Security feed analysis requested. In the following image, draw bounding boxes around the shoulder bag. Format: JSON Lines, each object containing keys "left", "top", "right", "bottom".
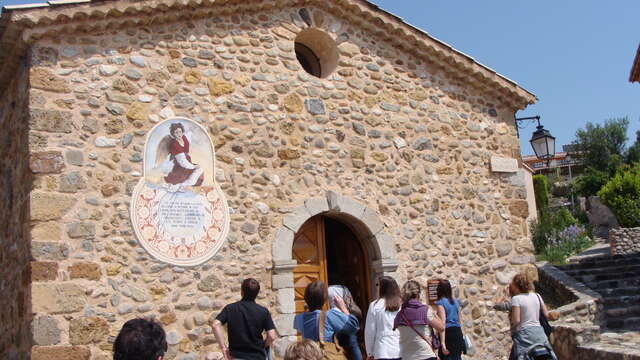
{"left": 536, "top": 293, "right": 554, "bottom": 337}
{"left": 399, "top": 308, "right": 441, "bottom": 358}
{"left": 318, "top": 311, "right": 348, "bottom": 360}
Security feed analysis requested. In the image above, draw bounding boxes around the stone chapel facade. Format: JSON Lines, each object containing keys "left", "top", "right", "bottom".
{"left": 0, "top": 0, "right": 537, "bottom": 359}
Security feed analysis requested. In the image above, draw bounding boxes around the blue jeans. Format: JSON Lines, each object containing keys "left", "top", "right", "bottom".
{"left": 337, "top": 333, "right": 362, "bottom": 360}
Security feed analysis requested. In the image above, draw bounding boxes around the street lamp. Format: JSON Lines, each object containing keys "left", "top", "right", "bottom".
{"left": 515, "top": 116, "right": 556, "bottom": 162}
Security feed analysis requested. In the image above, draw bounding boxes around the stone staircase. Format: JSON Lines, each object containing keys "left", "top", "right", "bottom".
{"left": 555, "top": 253, "right": 640, "bottom": 359}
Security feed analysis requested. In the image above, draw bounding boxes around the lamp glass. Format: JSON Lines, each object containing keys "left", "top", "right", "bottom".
{"left": 529, "top": 125, "right": 556, "bottom": 160}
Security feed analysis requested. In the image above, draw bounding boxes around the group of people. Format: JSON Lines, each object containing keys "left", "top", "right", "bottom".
{"left": 111, "top": 274, "right": 557, "bottom": 360}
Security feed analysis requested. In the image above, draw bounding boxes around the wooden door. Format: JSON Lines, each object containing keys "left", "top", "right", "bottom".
{"left": 292, "top": 216, "right": 328, "bottom": 313}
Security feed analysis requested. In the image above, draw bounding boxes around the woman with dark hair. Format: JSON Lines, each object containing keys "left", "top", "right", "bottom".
{"left": 509, "top": 274, "right": 557, "bottom": 360}
{"left": 293, "top": 281, "right": 359, "bottom": 352}
{"left": 393, "top": 280, "right": 444, "bottom": 360}
{"left": 163, "top": 122, "right": 204, "bottom": 187}
{"left": 435, "top": 280, "right": 465, "bottom": 360}
{"left": 364, "top": 276, "right": 402, "bottom": 360}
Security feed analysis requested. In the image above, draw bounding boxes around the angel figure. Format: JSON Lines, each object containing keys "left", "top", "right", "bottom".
{"left": 155, "top": 122, "right": 204, "bottom": 190}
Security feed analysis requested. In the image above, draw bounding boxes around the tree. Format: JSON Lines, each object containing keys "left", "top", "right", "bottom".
{"left": 626, "top": 130, "right": 640, "bottom": 164}
{"left": 573, "top": 117, "right": 629, "bottom": 174}
{"left": 598, "top": 165, "right": 640, "bottom": 228}
{"left": 533, "top": 175, "right": 549, "bottom": 214}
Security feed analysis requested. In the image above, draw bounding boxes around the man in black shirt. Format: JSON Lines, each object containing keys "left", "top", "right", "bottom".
{"left": 212, "top": 278, "right": 278, "bottom": 360}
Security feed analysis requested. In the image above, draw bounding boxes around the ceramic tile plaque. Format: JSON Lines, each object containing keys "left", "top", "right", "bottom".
{"left": 490, "top": 156, "right": 519, "bottom": 173}
{"left": 130, "top": 117, "right": 230, "bottom": 266}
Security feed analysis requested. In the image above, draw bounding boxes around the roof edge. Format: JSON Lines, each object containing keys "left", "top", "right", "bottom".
{"left": 0, "top": 0, "right": 537, "bottom": 107}
{"left": 630, "top": 44, "right": 640, "bottom": 83}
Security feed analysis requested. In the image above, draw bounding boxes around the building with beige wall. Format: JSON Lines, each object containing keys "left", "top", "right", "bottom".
{"left": 0, "top": 1, "right": 538, "bottom": 359}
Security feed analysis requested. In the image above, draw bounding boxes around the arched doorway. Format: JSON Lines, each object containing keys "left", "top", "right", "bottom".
{"left": 292, "top": 214, "right": 371, "bottom": 357}
{"left": 270, "top": 192, "right": 399, "bottom": 357}
{"left": 292, "top": 215, "right": 371, "bottom": 315}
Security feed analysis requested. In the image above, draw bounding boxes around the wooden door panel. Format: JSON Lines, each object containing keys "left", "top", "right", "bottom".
{"left": 292, "top": 216, "right": 328, "bottom": 314}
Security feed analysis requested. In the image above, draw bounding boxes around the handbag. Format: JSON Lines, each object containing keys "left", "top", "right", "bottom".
{"left": 317, "top": 311, "right": 348, "bottom": 360}
{"left": 463, "top": 334, "right": 473, "bottom": 354}
{"left": 399, "top": 308, "right": 441, "bottom": 355}
{"left": 536, "top": 294, "right": 554, "bottom": 337}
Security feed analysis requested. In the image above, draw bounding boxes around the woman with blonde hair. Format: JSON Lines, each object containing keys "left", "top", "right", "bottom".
{"left": 393, "top": 280, "right": 444, "bottom": 360}
{"left": 284, "top": 339, "right": 324, "bottom": 360}
{"left": 509, "top": 274, "right": 557, "bottom": 360}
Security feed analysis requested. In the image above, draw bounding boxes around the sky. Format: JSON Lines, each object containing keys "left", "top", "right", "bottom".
{"left": 2, "top": 0, "right": 639, "bottom": 155}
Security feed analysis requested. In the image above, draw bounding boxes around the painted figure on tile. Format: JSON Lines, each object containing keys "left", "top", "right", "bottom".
{"left": 155, "top": 122, "right": 204, "bottom": 190}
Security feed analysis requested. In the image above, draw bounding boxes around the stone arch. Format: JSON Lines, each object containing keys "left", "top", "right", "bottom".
{"left": 270, "top": 191, "right": 398, "bottom": 351}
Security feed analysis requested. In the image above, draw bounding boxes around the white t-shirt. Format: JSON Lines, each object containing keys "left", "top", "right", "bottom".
{"left": 397, "top": 307, "right": 436, "bottom": 360}
{"left": 511, "top": 293, "right": 541, "bottom": 331}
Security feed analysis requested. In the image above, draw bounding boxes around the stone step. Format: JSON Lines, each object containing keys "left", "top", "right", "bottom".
{"left": 604, "top": 304, "right": 640, "bottom": 319}
{"left": 563, "top": 263, "right": 640, "bottom": 278}
{"left": 606, "top": 316, "right": 640, "bottom": 330}
{"left": 580, "top": 276, "right": 640, "bottom": 291}
{"left": 559, "top": 255, "right": 640, "bottom": 271}
{"left": 571, "top": 269, "right": 640, "bottom": 284}
{"left": 602, "top": 295, "right": 640, "bottom": 307}
{"left": 578, "top": 340, "right": 640, "bottom": 359}
{"left": 596, "top": 286, "right": 640, "bottom": 298}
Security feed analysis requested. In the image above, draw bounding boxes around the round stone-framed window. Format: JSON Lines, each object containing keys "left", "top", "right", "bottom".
{"left": 294, "top": 28, "right": 338, "bottom": 78}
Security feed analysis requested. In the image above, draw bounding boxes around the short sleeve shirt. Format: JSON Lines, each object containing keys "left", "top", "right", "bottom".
{"left": 435, "top": 298, "right": 461, "bottom": 328}
{"left": 511, "top": 293, "right": 541, "bottom": 331}
{"left": 293, "top": 309, "right": 359, "bottom": 342}
{"left": 215, "top": 300, "right": 276, "bottom": 360}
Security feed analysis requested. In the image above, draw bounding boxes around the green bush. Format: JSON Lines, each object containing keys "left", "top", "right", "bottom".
{"left": 573, "top": 167, "right": 609, "bottom": 197}
{"left": 598, "top": 166, "right": 640, "bottom": 227}
{"left": 530, "top": 208, "right": 577, "bottom": 254}
{"left": 533, "top": 175, "right": 549, "bottom": 214}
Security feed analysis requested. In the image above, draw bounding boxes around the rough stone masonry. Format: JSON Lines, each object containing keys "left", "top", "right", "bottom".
{"left": 0, "top": 0, "right": 538, "bottom": 359}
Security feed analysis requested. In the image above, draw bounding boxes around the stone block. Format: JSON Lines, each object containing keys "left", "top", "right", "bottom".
{"left": 283, "top": 93, "right": 302, "bottom": 113}
{"left": 283, "top": 206, "right": 310, "bottom": 233}
{"left": 32, "top": 283, "right": 86, "bottom": 314}
{"left": 326, "top": 191, "right": 342, "bottom": 211}
{"left": 274, "top": 313, "right": 296, "bottom": 336}
{"left": 30, "top": 109, "right": 73, "bottom": 133}
{"left": 31, "top": 261, "right": 58, "bottom": 281}
{"left": 32, "top": 222, "right": 62, "bottom": 241}
{"left": 271, "top": 273, "right": 294, "bottom": 289}
{"left": 509, "top": 200, "right": 529, "bottom": 218}
{"left": 361, "top": 207, "right": 384, "bottom": 235}
{"left": 304, "top": 99, "right": 325, "bottom": 115}
{"left": 198, "top": 274, "right": 222, "bottom": 292}
{"left": 374, "top": 232, "right": 396, "bottom": 259}
{"left": 31, "top": 192, "right": 77, "bottom": 221}
{"left": 272, "top": 227, "right": 294, "bottom": 261}
{"left": 339, "top": 196, "right": 365, "bottom": 219}
{"left": 32, "top": 242, "right": 69, "bottom": 260}
{"left": 67, "top": 222, "right": 96, "bottom": 238}
{"left": 304, "top": 197, "right": 329, "bottom": 216}
{"left": 65, "top": 150, "right": 84, "bottom": 166}
{"left": 32, "top": 315, "right": 61, "bottom": 345}
{"left": 276, "top": 288, "right": 295, "bottom": 314}
{"left": 30, "top": 68, "right": 71, "bottom": 93}
{"left": 277, "top": 149, "right": 300, "bottom": 160}
{"left": 30, "top": 151, "right": 65, "bottom": 173}
{"left": 31, "top": 346, "right": 91, "bottom": 360}
{"left": 207, "top": 78, "right": 234, "bottom": 96}
{"left": 69, "top": 262, "right": 101, "bottom": 280}
{"left": 495, "top": 241, "right": 513, "bottom": 257}
{"left": 69, "top": 317, "right": 109, "bottom": 345}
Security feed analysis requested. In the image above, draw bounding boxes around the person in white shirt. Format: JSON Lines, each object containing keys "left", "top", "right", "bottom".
{"left": 509, "top": 274, "right": 557, "bottom": 360}
{"left": 364, "top": 276, "right": 402, "bottom": 360}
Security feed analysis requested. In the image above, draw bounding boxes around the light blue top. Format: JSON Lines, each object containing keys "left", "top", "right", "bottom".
{"left": 293, "top": 309, "right": 359, "bottom": 342}
{"left": 436, "top": 298, "right": 461, "bottom": 328}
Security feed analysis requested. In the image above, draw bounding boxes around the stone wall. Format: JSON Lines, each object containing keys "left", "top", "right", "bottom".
{"left": 536, "top": 262, "right": 603, "bottom": 360}
{"left": 0, "top": 63, "right": 32, "bottom": 359}
{"left": 23, "top": 5, "right": 534, "bottom": 360}
{"left": 609, "top": 227, "right": 640, "bottom": 255}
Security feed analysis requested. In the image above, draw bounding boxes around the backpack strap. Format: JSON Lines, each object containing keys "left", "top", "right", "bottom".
{"left": 318, "top": 311, "right": 326, "bottom": 345}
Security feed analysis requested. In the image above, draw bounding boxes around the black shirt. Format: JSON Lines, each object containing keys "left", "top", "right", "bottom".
{"left": 216, "top": 300, "right": 276, "bottom": 360}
